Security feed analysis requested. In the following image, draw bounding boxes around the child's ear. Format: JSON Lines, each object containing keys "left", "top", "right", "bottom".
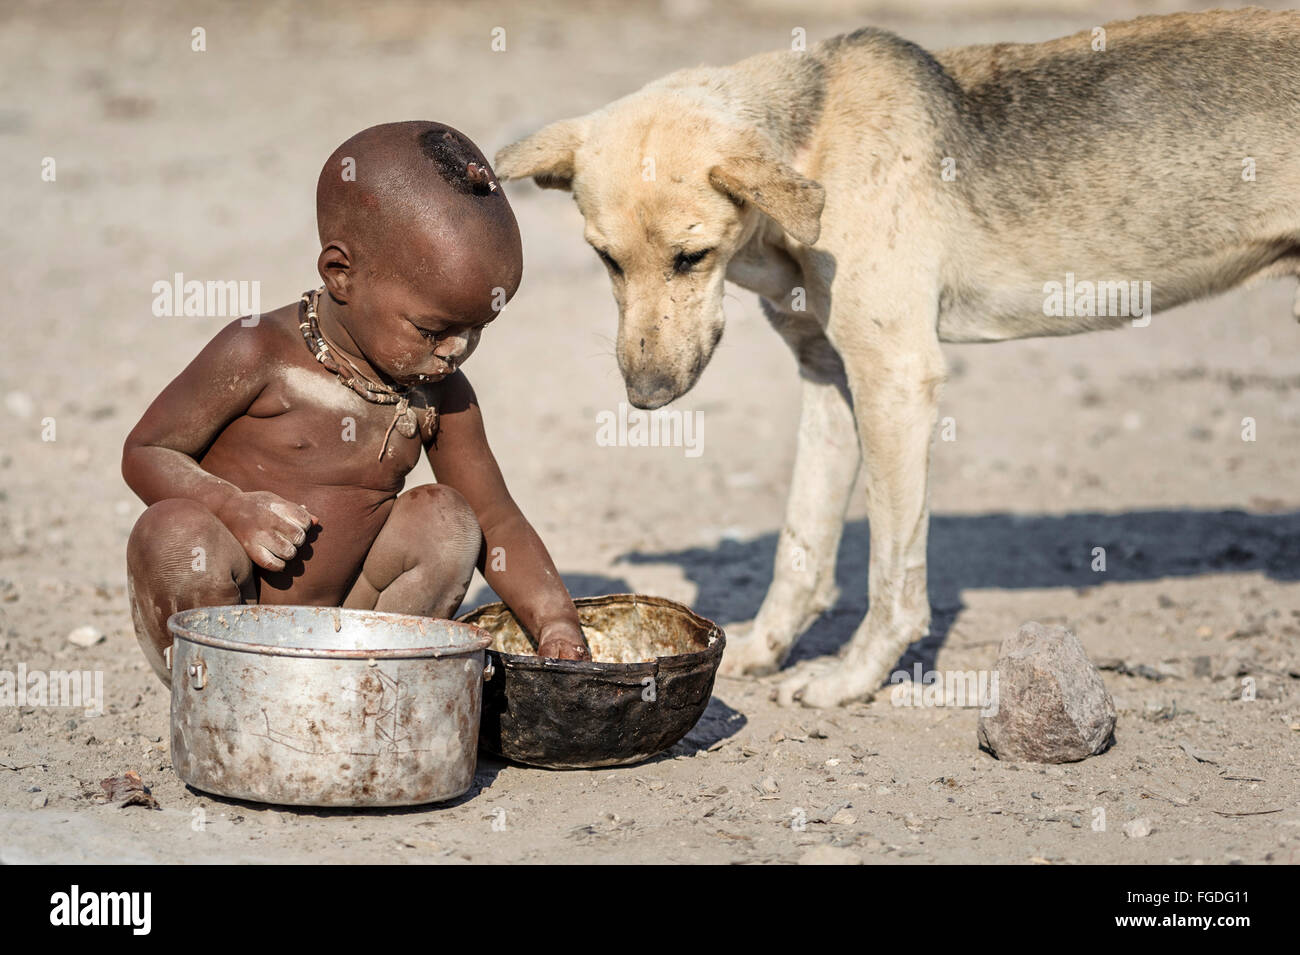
{"left": 494, "top": 118, "right": 587, "bottom": 192}
{"left": 317, "top": 242, "right": 353, "bottom": 301}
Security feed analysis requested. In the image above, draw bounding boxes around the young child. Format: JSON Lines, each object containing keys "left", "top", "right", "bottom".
{"left": 123, "top": 120, "right": 590, "bottom": 685}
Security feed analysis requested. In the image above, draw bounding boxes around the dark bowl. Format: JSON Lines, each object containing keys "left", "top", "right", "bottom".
{"left": 457, "top": 594, "right": 725, "bottom": 769}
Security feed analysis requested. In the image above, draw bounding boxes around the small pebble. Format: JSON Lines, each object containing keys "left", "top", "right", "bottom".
{"left": 5, "top": 391, "right": 35, "bottom": 418}
{"left": 66, "top": 625, "right": 105, "bottom": 648}
{"left": 1124, "top": 818, "right": 1153, "bottom": 838}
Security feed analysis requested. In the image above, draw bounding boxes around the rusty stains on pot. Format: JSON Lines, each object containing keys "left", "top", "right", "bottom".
{"left": 168, "top": 605, "right": 491, "bottom": 808}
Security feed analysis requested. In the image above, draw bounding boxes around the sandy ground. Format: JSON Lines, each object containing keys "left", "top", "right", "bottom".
{"left": 2, "top": 0, "right": 1298, "bottom": 864}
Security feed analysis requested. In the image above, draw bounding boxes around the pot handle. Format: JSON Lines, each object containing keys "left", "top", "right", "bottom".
{"left": 188, "top": 659, "right": 207, "bottom": 690}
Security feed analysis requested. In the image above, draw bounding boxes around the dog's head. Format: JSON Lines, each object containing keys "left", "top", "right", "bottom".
{"left": 496, "top": 94, "right": 824, "bottom": 409}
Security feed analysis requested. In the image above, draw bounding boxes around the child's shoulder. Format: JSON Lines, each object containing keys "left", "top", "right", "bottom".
{"left": 429, "top": 368, "right": 476, "bottom": 414}
{"left": 198, "top": 301, "right": 303, "bottom": 365}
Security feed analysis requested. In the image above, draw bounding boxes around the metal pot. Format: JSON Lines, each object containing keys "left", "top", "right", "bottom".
{"left": 459, "top": 594, "right": 725, "bottom": 769}
{"left": 168, "top": 605, "right": 492, "bottom": 807}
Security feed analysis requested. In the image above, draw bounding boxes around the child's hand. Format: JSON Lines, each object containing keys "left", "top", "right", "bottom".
{"left": 215, "top": 491, "right": 319, "bottom": 572}
{"left": 536, "top": 622, "right": 591, "bottom": 661}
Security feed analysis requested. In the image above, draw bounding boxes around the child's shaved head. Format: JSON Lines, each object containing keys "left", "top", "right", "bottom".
{"left": 316, "top": 121, "right": 521, "bottom": 292}
{"left": 312, "top": 121, "right": 523, "bottom": 389}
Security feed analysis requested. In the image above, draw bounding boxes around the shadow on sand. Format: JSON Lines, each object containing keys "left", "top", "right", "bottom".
{"left": 614, "top": 508, "right": 1300, "bottom": 670}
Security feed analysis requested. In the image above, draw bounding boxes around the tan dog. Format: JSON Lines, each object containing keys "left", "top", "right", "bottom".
{"left": 496, "top": 9, "right": 1300, "bottom": 707}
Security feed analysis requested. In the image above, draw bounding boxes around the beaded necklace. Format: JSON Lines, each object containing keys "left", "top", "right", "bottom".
{"left": 298, "top": 287, "right": 439, "bottom": 460}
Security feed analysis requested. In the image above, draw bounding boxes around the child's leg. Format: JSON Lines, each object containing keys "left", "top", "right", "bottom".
{"left": 126, "top": 498, "right": 257, "bottom": 687}
{"left": 343, "top": 483, "right": 481, "bottom": 617}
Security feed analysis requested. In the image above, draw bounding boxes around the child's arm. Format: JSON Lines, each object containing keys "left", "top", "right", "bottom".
{"left": 427, "top": 372, "right": 589, "bottom": 660}
{"left": 122, "top": 319, "right": 317, "bottom": 572}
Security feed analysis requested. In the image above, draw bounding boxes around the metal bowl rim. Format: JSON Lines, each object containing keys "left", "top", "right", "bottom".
{"left": 167, "top": 605, "right": 492, "bottom": 660}
{"left": 460, "top": 593, "right": 726, "bottom": 674}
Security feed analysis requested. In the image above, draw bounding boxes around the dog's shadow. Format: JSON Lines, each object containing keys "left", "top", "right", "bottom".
{"left": 615, "top": 509, "right": 1300, "bottom": 670}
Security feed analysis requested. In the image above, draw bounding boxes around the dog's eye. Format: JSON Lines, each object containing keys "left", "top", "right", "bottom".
{"left": 673, "top": 248, "right": 713, "bottom": 274}
{"left": 595, "top": 248, "right": 623, "bottom": 277}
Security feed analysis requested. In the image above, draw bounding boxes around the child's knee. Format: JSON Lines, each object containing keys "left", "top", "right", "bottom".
{"left": 398, "top": 484, "right": 479, "bottom": 536}
{"left": 127, "top": 498, "right": 250, "bottom": 585}
{"left": 392, "top": 484, "right": 481, "bottom": 564}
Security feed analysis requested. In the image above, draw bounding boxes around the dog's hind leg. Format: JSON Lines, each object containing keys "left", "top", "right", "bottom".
{"left": 777, "top": 309, "right": 945, "bottom": 708}
{"left": 720, "top": 317, "right": 859, "bottom": 676}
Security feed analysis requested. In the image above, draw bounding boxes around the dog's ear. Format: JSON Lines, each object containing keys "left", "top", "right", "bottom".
{"left": 708, "top": 157, "right": 825, "bottom": 246}
{"left": 494, "top": 119, "right": 586, "bottom": 192}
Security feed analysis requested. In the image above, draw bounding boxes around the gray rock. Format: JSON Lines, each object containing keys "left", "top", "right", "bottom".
{"left": 977, "top": 621, "right": 1116, "bottom": 763}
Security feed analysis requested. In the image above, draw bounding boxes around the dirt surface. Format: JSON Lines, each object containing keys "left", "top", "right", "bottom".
{"left": 2, "top": 0, "right": 1298, "bottom": 864}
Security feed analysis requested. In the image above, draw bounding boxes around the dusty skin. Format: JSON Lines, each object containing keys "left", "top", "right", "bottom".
{"left": 122, "top": 120, "right": 591, "bottom": 677}
{"left": 2, "top": 1, "right": 1298, "bottom": 864}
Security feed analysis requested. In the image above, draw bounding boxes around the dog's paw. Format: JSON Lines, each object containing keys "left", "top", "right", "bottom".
{"left": 775, "top": 658, "right": 880, "bottom": 708}
{"left": 773, "top": 659, "right": 833, "bottom": 707}
{"left": 718, "top": 625, "right": 784, "bottom": 677}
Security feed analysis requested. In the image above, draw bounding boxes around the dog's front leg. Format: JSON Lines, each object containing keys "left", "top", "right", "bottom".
{"left": 776, "top": 320, "right": 944, "bottom": 707}
{"left": 720, "top": 340, "right": 860, "bottom": 675}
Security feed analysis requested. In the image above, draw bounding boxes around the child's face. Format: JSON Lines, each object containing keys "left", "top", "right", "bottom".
{"left": 345, "top": 224, "right": 522, "bottom": 386}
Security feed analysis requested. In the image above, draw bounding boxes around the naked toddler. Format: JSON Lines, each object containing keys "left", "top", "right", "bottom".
{"left": 123, "top": 121, "right": 590, "bottom": 684}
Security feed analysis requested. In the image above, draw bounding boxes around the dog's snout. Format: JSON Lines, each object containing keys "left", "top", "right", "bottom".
{"left": 627, "top": 372, "right": 679, "bottom": 410}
